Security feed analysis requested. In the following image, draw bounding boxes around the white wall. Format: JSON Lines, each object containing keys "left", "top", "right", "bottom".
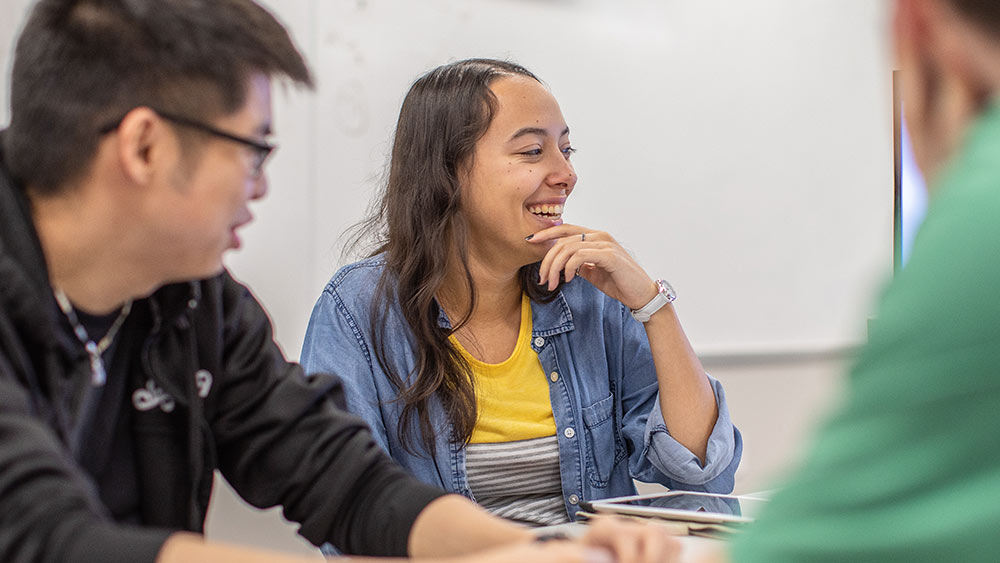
{"left": 1, "top": 0, "right": 894, "bottom": 360}
{"left": 1, "top": 0, "right": 889, "bottom": 554}
{"left": 0, "top": 0, "right": 32, "bottom": 123}
{"left": 295, "top": 0, "right": 894, "bottom": 360}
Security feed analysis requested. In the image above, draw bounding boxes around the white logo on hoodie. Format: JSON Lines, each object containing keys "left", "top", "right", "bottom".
{"left": 132, "top": 380, "right": 175, "bottom": 412}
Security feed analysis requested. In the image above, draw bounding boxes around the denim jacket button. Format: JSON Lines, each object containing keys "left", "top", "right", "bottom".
{"left": 549, "top": 371, "right": 559, "bottom": 382}
{"left": 563, "top": 427, "right": 576, "bottom": 439}
{"left": 568, "top": 494, "right": 580, "bottom": 505}
{"left": 533, "top": 336, "right": 545, "bottom": 348}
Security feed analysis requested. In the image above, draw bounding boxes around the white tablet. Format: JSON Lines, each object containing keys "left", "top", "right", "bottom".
{"left": 580, "top": 491, "right": 769, "bottom": 525}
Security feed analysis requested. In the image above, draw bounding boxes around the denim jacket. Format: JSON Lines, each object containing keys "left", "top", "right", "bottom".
{"left": 301, "top": 256, "right": 742, "bottom": 519}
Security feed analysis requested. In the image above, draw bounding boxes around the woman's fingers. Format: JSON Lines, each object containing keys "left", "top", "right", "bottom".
{"left": 564, "top": 250, "right": 601, "bottom": 284}
{"left": 536, "top": 229, "right": 607, "bottom": 281}
{"left": 526, "top": 223, "right": 590, "bottom": 243}
{"left": 532, "top": 226, "right": 655, "bottom": 307}
{"left": 539, "top": 239, "right": 611, "bottom": 290}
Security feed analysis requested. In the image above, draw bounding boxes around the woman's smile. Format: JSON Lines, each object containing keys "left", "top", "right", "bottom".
{"left": 525, "top": 199, "right": 566, "bottom": 228}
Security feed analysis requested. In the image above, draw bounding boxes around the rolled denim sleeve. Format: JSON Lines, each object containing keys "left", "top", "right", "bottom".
{"left": 640, "top": 375, "right": 742, "bottom": 492}
{"left": 613, "top": 296, "right": 741, "bottom": 493}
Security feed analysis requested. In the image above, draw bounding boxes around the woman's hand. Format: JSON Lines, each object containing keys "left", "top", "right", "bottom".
{"left": 528, "top": 225, "right": 718, "bottom": 464}
{"left": 528, "top": 224, "right": 657, "bottom": 310}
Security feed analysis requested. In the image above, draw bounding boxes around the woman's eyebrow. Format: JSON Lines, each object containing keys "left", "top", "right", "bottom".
{"left": 508, "top": 126, "right": 571, "bottom": 142}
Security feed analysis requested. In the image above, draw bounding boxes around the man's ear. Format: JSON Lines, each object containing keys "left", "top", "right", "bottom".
{"left": 114, "top": 107, "right": 170, "bottom": 186}
{"left": 894, "top": 0, "right": 935, "bottom": 127}
{"left": 894, "top": 0, "right": 996, "bottom": 184}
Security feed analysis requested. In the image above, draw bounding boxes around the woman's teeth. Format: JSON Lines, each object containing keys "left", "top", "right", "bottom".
{"left": 528, "top": 203, "right": 564, "bottom": 218}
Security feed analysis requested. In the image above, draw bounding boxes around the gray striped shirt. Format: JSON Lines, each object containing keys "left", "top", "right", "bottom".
{"left": 465, "top": 435, "right": 569, "bottom": 526}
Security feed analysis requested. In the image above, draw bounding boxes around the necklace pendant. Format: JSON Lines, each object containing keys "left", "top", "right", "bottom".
{"left": 86, "top": 342, "right": 107, "bottom": 386}
{"left": 53, "top": 289, "right": 131, "bottom": 388}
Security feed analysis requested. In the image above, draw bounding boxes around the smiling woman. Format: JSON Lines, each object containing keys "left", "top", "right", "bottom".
{"left": 459, "top": 73, "right": 577, "bottom": 288}
{"left": 301, "top": 58, "right": 743, "bottom": 527}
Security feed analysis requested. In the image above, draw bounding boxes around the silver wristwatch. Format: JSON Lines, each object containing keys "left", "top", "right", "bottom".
{"left": 630, "top": 279, "right": 676, "bottom": 323}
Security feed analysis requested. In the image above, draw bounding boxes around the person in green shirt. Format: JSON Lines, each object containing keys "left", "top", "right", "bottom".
{"left": 697, "top": 0, "right": 1000, "bottom": 561}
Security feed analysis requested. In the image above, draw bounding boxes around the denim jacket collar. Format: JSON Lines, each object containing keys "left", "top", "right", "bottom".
{"left": 435, "top": 291, "right": 576, "bottom": 337}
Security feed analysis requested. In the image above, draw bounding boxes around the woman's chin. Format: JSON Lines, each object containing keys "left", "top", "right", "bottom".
{"left": 516, "top": 249, "right": 549, "bottom": 270}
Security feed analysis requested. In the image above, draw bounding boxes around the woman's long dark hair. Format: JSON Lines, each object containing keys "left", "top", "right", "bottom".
{"left": 351, "top": 58, "right": 563, "bottom": 455}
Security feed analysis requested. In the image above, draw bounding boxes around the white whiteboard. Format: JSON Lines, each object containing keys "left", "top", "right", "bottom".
{"left": 2, "top": 0, "right": 894, "bottom": 359}
{"left": 302, "top": 0, "right": 893, "bottom": 357}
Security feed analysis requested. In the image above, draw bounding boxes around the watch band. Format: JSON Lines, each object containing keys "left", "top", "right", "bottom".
{"left": 630, "top": 279, "right": 676, "bottom": 323}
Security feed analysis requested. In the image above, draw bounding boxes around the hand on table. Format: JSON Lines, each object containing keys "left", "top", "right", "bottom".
{"left": 451, "top": 515, "right": 680, "bottom": 563}
{"left": 577, "top": 515, "right": 681, "bottom": 563}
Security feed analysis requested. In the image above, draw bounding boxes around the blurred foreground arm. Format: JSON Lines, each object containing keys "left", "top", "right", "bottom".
{"left": 158, "top": 501, "right": 679, "bottom": 563}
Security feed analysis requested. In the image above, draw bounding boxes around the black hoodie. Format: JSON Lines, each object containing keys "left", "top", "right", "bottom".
{"left": 0, "top": 139, "right": 445, "bottom": 562}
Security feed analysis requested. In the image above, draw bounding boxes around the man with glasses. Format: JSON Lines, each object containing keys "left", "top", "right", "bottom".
{"left": 0, "top": 1, "right": 674, "bottom": 562}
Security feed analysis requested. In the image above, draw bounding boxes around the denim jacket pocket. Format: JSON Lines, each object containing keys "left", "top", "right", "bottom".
{"left": 581, "top": 393, "right": 626, "bottom": 488}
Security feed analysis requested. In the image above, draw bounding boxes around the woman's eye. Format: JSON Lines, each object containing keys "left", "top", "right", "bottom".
{"left": 520, "top": 149, "right": 543, "bottom": 157}
{"left": 562, "top": 146, "right": 577, "bottom": 157}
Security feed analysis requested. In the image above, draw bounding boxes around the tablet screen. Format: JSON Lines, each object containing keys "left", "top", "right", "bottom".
{"left": 585, "top": 491, "right": 769, "bottom": 524}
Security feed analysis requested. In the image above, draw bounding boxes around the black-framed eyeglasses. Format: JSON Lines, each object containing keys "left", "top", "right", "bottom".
{"left": 100, "top": 109, "right": 276, "bottom": 177}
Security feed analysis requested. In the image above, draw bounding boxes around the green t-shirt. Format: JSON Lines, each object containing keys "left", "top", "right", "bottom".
{"left": 731, "top": 103, "right": 1000, "bottom": 562}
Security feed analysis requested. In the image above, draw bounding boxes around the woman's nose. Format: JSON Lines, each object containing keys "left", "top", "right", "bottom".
{"left": 547, "top": 152, "right": 577, "bottom": 191}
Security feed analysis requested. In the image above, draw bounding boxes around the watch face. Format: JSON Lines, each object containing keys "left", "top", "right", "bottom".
{"left": 631, "top": 279, "right": 676, "bottom": 322}
{"left": 656, "top": 279, "right": 676, "bottom": 302}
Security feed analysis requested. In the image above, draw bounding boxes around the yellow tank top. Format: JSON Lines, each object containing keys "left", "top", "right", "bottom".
{"left": 451, "top": 294, "right": 557, "bottom": 443}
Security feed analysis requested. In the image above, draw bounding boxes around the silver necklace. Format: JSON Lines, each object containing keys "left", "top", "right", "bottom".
{"left": 53, "top": 289, "right": 133, "bottom": 386}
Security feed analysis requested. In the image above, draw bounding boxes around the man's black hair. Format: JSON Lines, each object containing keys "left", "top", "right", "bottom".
{"left": 3, "top": 0, "right": 313, "bottom": 193}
